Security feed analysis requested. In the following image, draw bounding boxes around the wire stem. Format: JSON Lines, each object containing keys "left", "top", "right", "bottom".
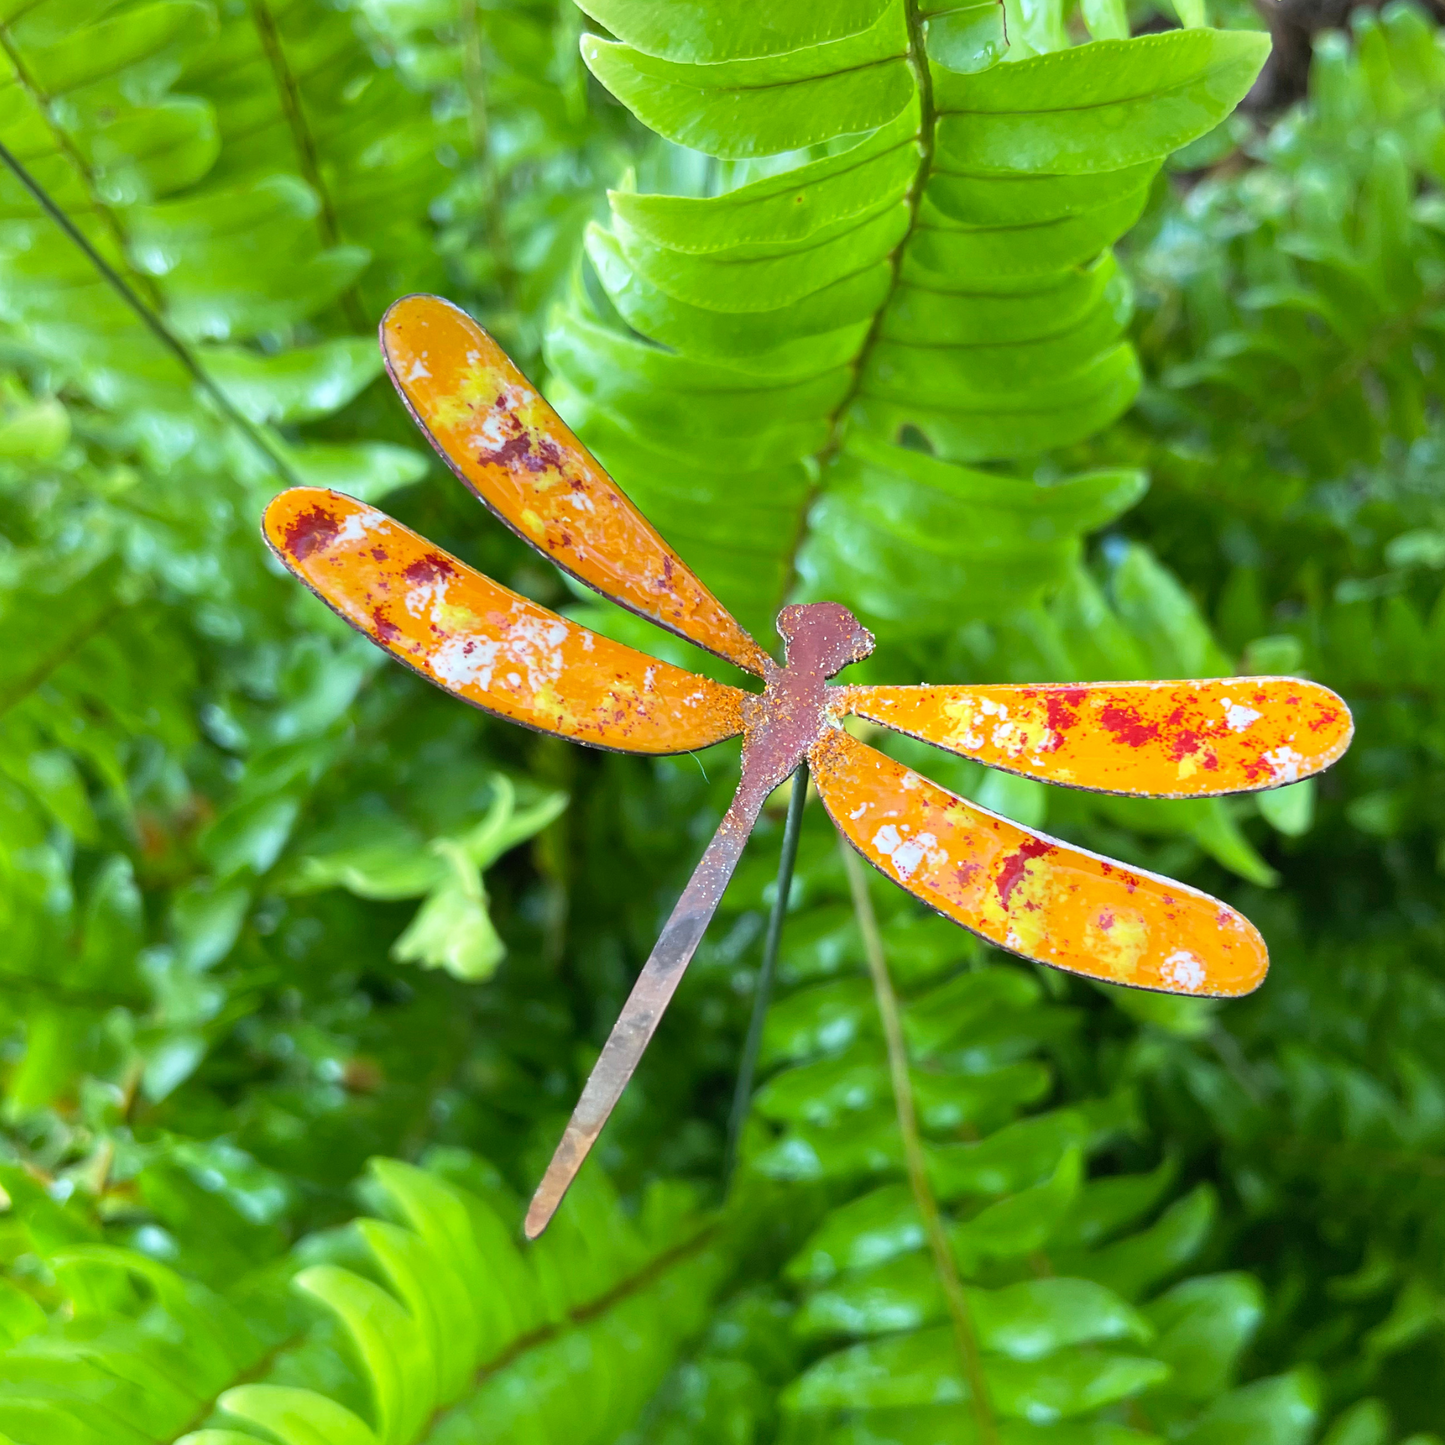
{"left": 726, "top": 761, "right": 808, "bottom": 1175}
{"left": 0, "top": 140, "right": 300, "bottom": 488}
{"left": 839, "top": 836, "right": 998, "bottom": 1445}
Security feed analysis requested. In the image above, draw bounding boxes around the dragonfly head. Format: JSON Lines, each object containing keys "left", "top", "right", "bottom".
{"left": 776, "top": 602, "right": 875, "bottom": 679}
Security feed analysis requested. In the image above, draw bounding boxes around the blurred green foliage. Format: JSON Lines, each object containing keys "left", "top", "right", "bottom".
{"left": 0, "top": 0, "right": 1440, "bottom": 1441}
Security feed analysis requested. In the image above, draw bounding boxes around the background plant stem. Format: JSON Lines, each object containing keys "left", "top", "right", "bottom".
{"left": 840, "top": 836, "right": 998, "bottom": 1445}
{"left": 726, "top": 761, "right": 808, "bottom": 1176}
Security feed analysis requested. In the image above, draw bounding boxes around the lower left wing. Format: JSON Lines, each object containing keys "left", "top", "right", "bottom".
{"left": 263, "top": 487, "right": 745, "bottom": 755}
{"left": 810, "top": 727, "right": 1267, "bottom": 997}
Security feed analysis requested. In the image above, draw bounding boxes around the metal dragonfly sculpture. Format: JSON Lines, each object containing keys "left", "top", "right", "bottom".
{"left": 262, "top": 294, "right": 1354, "bottom": 1239}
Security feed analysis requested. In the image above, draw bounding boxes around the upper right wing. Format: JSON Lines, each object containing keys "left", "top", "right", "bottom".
{"left": 381, "top": 294, "right": 771, "bottom": 678}
{"left": 263, "top": 488, "right": 745, "bottom": 755}
{"left": 840, "top": 678, "right": 1352, "bottom": 796}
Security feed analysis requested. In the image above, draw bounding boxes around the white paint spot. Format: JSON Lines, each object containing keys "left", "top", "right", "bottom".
{"left": 991, "top": 721, "right": 1019, "bottom": 753}
{"left": 405, "top": 574, "right": 450, "bottom": 618}
{"left": 569, "top": 491, "right": 596, "bottom": 513}
{"left": 643, "top": 666, "right": 656, "bottom": 692}
{"left": 849, "top": 803, "right": 869, "bottom": 820}
{"left": 892, "top": 831, "right": 938, "bottom": 883}
{"left": 405, "top": 357, "right": 430, "bottom": 381}
{"left": 980, "top": 698, "right": 1009, "bottom": 718}
{"left": 477, "top": 410, "right": 510, "bottom": 449}
{"left": 332, "top": 509, "right": 383, "bottom": 548}
{"left": 872, "top": 824, "right": 902, "bottom": 860}
{"left": 502, "top": 610, "right": 569, "bottom": 691}
{"left": 1160, "top": 949, "right": 1206, "bottom": 992}
{"left": 507, "top": 672, "right": 521, "bottom": 686}
{"left": 1221, "top": 698, "right": 1262, "bottom": 732}
{"left": 1263, "top": 745, "right": 1304, "bottom": 783}
{"left": 432, "top": 635, "right": 500, "bottom": 692}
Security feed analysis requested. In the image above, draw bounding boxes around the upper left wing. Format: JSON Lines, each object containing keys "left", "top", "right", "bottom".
{"left": 381, "top": 294, "right": 771, "bottom": 678}
{"left": 263, "top": 488, "right": 745, "bottom": 755}
{"left": 840, "top": 678, "right": 1352, "bottom": 797}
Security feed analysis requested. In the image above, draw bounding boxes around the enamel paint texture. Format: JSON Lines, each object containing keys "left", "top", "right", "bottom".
{"left": 844, "top": 679, "right": 1352, "bottom": 796}
{"left": 813, "top": 729, "right": 1266, "bottom": 996}
{"left": 263, "top": 488, "right": 745, "bottom": 754}
{"left": 381, "top": 293, "right": 770, "bottom": 676}
{"left": 260, "top": 293, "right": 1355, "bottom": 1236}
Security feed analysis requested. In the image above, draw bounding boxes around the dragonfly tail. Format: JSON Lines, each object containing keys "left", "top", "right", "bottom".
{"left": 524, "top": 778, "right": 769, "bottom": 1238}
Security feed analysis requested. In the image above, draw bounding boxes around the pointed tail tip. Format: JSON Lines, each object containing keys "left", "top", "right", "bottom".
{"left": 523, "top": 1195, "right": 553, "bottom": 1241}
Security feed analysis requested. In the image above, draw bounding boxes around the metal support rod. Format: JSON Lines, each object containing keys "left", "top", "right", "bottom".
{"left": 524, "top": 774, "right": 770, "bottom": 1239}
{"left": 726, "top": 759, "right": 808, "bottom": 1177}
{"left": 0, "top": 140, "right": 300, "bottom": 488}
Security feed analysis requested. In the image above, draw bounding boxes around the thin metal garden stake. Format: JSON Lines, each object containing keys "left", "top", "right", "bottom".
{"left": 264, "top": 292, "right": 1354, "bottom": 1237}
{"left": 0, "top": 140, "right": 301, "bottom": 489}
{"left": 839, "top": 837, "right": 998, "bottom": 1445}
{"left": 726, "top": 760, "right": 809, "bottom": 1176}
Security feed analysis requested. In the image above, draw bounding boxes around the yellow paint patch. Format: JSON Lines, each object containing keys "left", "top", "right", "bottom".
{"left": 1003, "top": 863, "right": 1056, "bottom": 957}
{"left": 1082, "top": 907, "right": 1149, "bottom": 982}
{"left": 942, "top": 695, "right": 981, "bottom": 746}
{"left": 994, "top": 712, "right": 1056, "bottom": 760}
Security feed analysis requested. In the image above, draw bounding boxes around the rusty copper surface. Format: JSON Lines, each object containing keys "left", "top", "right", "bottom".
{"left": 523, "top": 604, "right": 874, "bottom": 1237}
{"left": 258, "top": 293, "right": 1358, "bottom": 1239}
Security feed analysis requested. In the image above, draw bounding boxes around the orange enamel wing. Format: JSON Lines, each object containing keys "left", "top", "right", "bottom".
{"left": 263, "top": 488, "right": 744, "bottom": 754}
{"left": 381, "top": 294, "right": 770, "bottom": 677}
{"left": 843, "top": 679, "right": 1352, "bottom": 797}
{"left": 811, "top": 728, "right": 1268, "bottom": 997}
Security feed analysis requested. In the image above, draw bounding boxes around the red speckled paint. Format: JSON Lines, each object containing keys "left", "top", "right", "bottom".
{"left": 842, "top": 680, "right": 1351, "bottom": 797}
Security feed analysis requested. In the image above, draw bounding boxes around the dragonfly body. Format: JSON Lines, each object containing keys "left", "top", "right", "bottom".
{"left": 527, "top": 602, "right": 876, "bottom": 1236}
{"left": 745, "top": 602, "right": 877, "bottom": 793}
{"left": 262, "top": 294, "right": 1354, "bottom": 1240}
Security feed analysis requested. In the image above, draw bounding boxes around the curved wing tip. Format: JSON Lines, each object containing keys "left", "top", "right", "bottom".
{"left": 260, "top": 487, "right": 372, "bottom": 562}
{"left": 381, "top": 291, "right": 445, "bottom": 318}
{"left": 261, "top": 484, "right": 323, "bottom": 535}
{"left": 381, "top": 291, "right": 481, "bottom": 336}
{"left": 1217, "top": 966, "right": 1269, "bottom": 999}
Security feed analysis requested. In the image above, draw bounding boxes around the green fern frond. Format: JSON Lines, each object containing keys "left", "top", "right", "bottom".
{"left": 548, "top": 3, "right": 1269, "bottom": 637}
{"left": 0, "top": 1155, "right": 725, "bottom": 1445}
{"left": 719, "top": 818, "right": 1316, "bottom": 1442}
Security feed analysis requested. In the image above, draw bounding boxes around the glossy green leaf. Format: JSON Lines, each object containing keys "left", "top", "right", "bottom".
{"left": 580, "top": 8, "right": 913, "bottom": 159}
{"left": 218, "top": 1386, "right": 381, "bottom": 1445}
{"left": 931, "top": 32, "right": 1272, "bottom": 175}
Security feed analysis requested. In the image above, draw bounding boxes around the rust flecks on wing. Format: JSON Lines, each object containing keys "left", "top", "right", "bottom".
{"left": 262, "top": 488, "right": 745, "bottom": 755}
{"left": 380, "top": 294, "right": 770, "bottom": 678}
{"left": 842, "top": 679, "right": 1353, "bottom": 797}
{"left": 811, "top": 728, "right": 1268, "bottom": 997}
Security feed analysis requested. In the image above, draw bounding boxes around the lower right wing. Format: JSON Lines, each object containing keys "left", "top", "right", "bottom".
{"left": 811, "top": 728, "right": 1267, "bottom": 998}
